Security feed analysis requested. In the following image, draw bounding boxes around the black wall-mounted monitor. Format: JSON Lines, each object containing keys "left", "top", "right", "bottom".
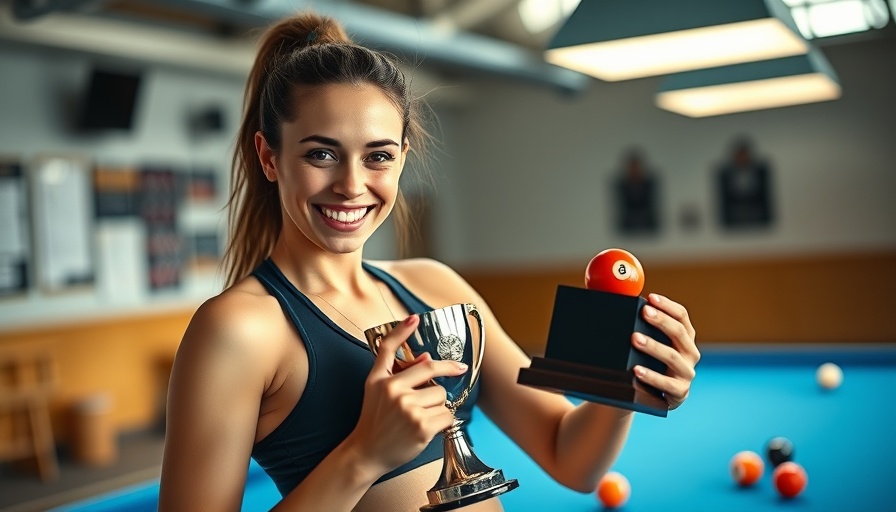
{"left": 78, "top": 68, "right": 143, "bottom": 132}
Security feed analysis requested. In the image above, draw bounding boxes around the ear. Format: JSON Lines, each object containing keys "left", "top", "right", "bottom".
{"left": 398, "top": 138, "right": 410, "bottom": 174}
{"left": 255, "top": 131, "right": 278, "bottom": 182}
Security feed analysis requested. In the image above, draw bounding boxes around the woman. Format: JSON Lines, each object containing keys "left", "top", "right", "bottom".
{"left": 159, "top": 11, "right": 699, "bottom": 512}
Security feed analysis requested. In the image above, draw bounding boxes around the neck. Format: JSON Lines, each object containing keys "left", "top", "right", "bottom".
{"left": 269, "top": 235, "right": 372, "bottom": 299}
{"left": 269, "top": 235, "right": 400, "bottom": 335}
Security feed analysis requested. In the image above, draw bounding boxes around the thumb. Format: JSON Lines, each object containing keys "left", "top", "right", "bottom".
{"left": 369, "top": 314, "right": 419, "bottom": 376}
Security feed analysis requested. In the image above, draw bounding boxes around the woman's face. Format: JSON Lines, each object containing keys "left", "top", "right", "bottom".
{"left": 259, "top": 82, "right": 408, "bottom": 255}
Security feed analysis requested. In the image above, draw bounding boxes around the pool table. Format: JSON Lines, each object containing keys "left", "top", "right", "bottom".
{"left": 53, "top": 345, "right": 896, "bottom": 512}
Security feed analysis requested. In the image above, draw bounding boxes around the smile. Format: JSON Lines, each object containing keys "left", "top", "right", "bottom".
{"left": 318, "top": 206, "right": 372, "bottom": 224}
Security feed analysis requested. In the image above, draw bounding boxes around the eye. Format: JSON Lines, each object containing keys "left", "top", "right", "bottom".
{"left": 305, "top": 149, "right": 337, "bottom": 162}
{"left": 366, "top": 152, "right": 396, "bottom": 163}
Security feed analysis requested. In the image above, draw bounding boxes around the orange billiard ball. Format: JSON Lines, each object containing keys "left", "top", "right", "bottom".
{"left": 773, "top": 461, "right": 808, "bottom": 498}
{"left": 585, "top": 248, "right": 645, "bottom": 297}
{"left": 730, "top": 450, "right": 764, "bottom": 486}
{"left": 596, "top": 471, "right": 630, "bottom": 508}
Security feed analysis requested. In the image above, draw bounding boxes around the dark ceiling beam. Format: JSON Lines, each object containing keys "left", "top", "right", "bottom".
{"left": 12, "top": 0, "right": 105, "bottom": 20}
{"left": 9, "top": 0, "right": 590, "bottom": 94}
{"left": 154, "top": 0, "right": 589, "bottom": 93}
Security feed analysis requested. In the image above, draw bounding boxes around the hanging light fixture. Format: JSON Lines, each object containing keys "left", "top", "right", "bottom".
{"left": 545, "top": 0, "right": 810, "bottom": 81}
{"left": 655, "top": 48, "right": 841, "bottom": 117}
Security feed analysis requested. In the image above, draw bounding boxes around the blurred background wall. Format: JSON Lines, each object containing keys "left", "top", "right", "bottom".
{"left": 0, "top": 0, "right": 894, "bottom": 442}
{"left": 434, "top": 36, "right": 896, "bottom": 267}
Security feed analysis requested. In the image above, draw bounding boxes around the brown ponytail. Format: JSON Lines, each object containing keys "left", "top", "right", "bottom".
{"left": 222, "top": 11, "right": 433, "bottom": 287}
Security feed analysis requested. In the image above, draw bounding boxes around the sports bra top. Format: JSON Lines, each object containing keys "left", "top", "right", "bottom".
{"left": 250, "top": 258, "right": 480, "bottom": 497}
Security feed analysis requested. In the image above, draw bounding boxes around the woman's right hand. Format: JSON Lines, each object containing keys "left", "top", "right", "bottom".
{"left": 347, "top": 314, "right": 468, "bottom": 478}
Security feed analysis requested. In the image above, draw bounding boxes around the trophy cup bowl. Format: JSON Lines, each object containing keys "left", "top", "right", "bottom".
{"left": 364, "top": 303, "right": 519, "bottom": 512}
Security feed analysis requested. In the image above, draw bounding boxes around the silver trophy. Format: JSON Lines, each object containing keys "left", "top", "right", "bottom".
{"left": 364, "top": 303, "right": 519, "bottom": 511}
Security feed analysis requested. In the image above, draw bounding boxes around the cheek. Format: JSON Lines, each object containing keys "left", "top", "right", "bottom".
{"left": 280, "top": 167, "right": 322, "bottom": 193}
{"left": 371, "top": 173, "right": 401, "bottom": 197}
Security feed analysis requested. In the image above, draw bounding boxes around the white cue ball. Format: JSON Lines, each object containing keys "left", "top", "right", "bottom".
{"left": 816, "top": 362, "right": 843, "bottom": 390}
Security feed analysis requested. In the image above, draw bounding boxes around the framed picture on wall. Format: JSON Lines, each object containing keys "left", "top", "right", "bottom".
{"left": 139, "top": 166, "right": 182, "bottom": 292}
{"left": 715, "top": 137, "right": 775, "bottom": 230}
{"left": 0, "top": 159, "right": 31, "bottom": 297}
{"left": 613, "top": 149, "right": 660, "bottom": 235}
{"left": 30, "top": 155, "right": 96, "bottom": 293}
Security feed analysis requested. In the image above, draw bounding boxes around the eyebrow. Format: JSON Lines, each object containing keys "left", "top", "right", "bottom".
{"left": 298, "top": 135, "right": 399, "bottom": 148}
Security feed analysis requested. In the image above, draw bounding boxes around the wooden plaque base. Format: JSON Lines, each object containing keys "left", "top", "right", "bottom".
{"left": 518, "top": 357, "right": 668, "bottom": 417}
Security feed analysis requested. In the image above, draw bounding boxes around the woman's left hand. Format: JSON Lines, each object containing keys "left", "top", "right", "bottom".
{"left": 631, "top": 293, "right": 699, "bottom": 410}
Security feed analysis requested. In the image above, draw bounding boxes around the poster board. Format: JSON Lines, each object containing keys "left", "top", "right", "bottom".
{"left": 0, "top": 159, "right": 30, "bottom": 296}
{"left": 30, "top": 155, "right": 95, "bottom": 293}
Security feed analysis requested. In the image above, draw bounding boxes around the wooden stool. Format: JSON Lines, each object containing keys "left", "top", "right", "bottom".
{"left": 0, "top": 348, "right": 59, "bottom": 481}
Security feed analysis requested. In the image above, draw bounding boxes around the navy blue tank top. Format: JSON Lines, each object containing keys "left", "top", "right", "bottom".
{"left": 250, "top": 258, "right": 480, "bottom": 497}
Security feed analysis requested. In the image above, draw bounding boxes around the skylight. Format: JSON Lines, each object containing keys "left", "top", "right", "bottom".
{"left": 520, "top": 0, "right": 895, "bottom": 39}
{"left": 784, "top": 0, "right": 893, "bottom": 38}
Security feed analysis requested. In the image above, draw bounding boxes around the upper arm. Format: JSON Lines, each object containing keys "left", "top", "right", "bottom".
{"left": 159, "top": 294, "right": 276, "bottom": 511}
{"left": 386, "top": 259, "right": 573, "bottom": 471}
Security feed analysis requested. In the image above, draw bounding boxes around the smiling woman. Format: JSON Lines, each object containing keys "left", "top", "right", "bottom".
{"left": 157, "top": 9, "right": 699, "bottom": 512}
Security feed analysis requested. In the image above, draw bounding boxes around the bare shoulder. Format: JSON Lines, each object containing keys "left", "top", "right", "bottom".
{"left": 161, "top": 276, "right": 288, "bottom": 510}
{"left": 368, "top": 258, "right": 482, "bottom": 309}
{"left": 175, "top": 276, "right": 288, "bottom": 381}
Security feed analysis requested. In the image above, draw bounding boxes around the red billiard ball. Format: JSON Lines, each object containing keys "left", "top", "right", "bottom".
{"left": 730, "top": 450, "right": 764, "bottom": 486}
{"left": 773, "top": 461, "right": 807, "bottom": 498}
{"left": 585, "top": 248, "right": 645, "bottom": 297}
{"left": 596, "top": 471, "right": 630, "bottom": 508}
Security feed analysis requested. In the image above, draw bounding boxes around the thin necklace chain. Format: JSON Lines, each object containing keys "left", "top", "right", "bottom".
{"left": 310, "top": 281, "right": 396, "bottom": 334}
{"left": 280, "top": 245, "right": 395, "bottom": 333}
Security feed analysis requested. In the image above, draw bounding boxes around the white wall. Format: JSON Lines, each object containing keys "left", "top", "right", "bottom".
{"left": 432, "top": 36, "right": 896, "bottom": 268}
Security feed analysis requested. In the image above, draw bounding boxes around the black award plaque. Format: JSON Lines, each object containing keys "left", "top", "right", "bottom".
{"left": 517, "top": 285, "right": 673, "bottom": 417}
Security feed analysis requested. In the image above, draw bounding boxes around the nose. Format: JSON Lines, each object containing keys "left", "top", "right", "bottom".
{"left": 332, "top": 160, "right": 366, "bottom": 198}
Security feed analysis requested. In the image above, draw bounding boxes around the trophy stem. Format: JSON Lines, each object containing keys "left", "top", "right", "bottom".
{"left": 421, "top": 419, "right": 519, "bottom": 512}
{"left": 437, "top": 419, "right": 492, "bottom": 484}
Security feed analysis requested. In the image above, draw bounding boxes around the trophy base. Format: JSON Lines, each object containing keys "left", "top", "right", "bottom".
{"left": 518, "top": 356, "right": 668, "bottom": 417}
{"left": 421, "top": 470, "right": 519, "bottom": 512}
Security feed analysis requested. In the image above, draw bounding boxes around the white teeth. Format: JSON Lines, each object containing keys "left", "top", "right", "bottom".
{"left": 322, "top": 207, "right": 367, "bottom": 224}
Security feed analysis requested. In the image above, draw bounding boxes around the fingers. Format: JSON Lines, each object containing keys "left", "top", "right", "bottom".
{"left": 379, "top": 358, "right": 458, "bottom": 435}
{"left": 370, "top": 315, "right": 419, "bottom": 376}
{"left": 633, "top": 295, "right": 700, "bottom": 410}
{"left": 633, "top": 331, "right": 694, "bottom": 378}
{"left": 647, "top": 293, "right": 696, "bottom": 341}
{"left": 631, "top": 348, "right": 691, "bottom": 409}
{"left": 400, "top": 383, "right": 450, "bottom": 409}
{"left": 642, "top": 295, "right": 700, "bottom": 365}
{"left": 392, "top": 353, "right": 468, "bottom": 390}
{"left": 370, "top": 314, "right": 468, "bottom": 390}
{"left": 633, "top": 362, "right": 690, "bottom": 409}
{"left": 409, "top": 402, "right": 457, "bottom": 440}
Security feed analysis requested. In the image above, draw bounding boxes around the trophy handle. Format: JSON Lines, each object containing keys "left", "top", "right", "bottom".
{"left": 464, "top": 303, "right": 485, "bottom": 388}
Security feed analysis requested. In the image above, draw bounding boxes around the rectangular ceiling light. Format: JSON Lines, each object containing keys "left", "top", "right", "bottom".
{"left": 655, "top": 49, "right": 841, "bottom": 117}
{"left": 545, "top": 0, "right": 810, "bottom": 81}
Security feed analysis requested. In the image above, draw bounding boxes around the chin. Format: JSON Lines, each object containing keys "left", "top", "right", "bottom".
{"left": 319, "top": 238, "right": 367, "bottom": 255}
